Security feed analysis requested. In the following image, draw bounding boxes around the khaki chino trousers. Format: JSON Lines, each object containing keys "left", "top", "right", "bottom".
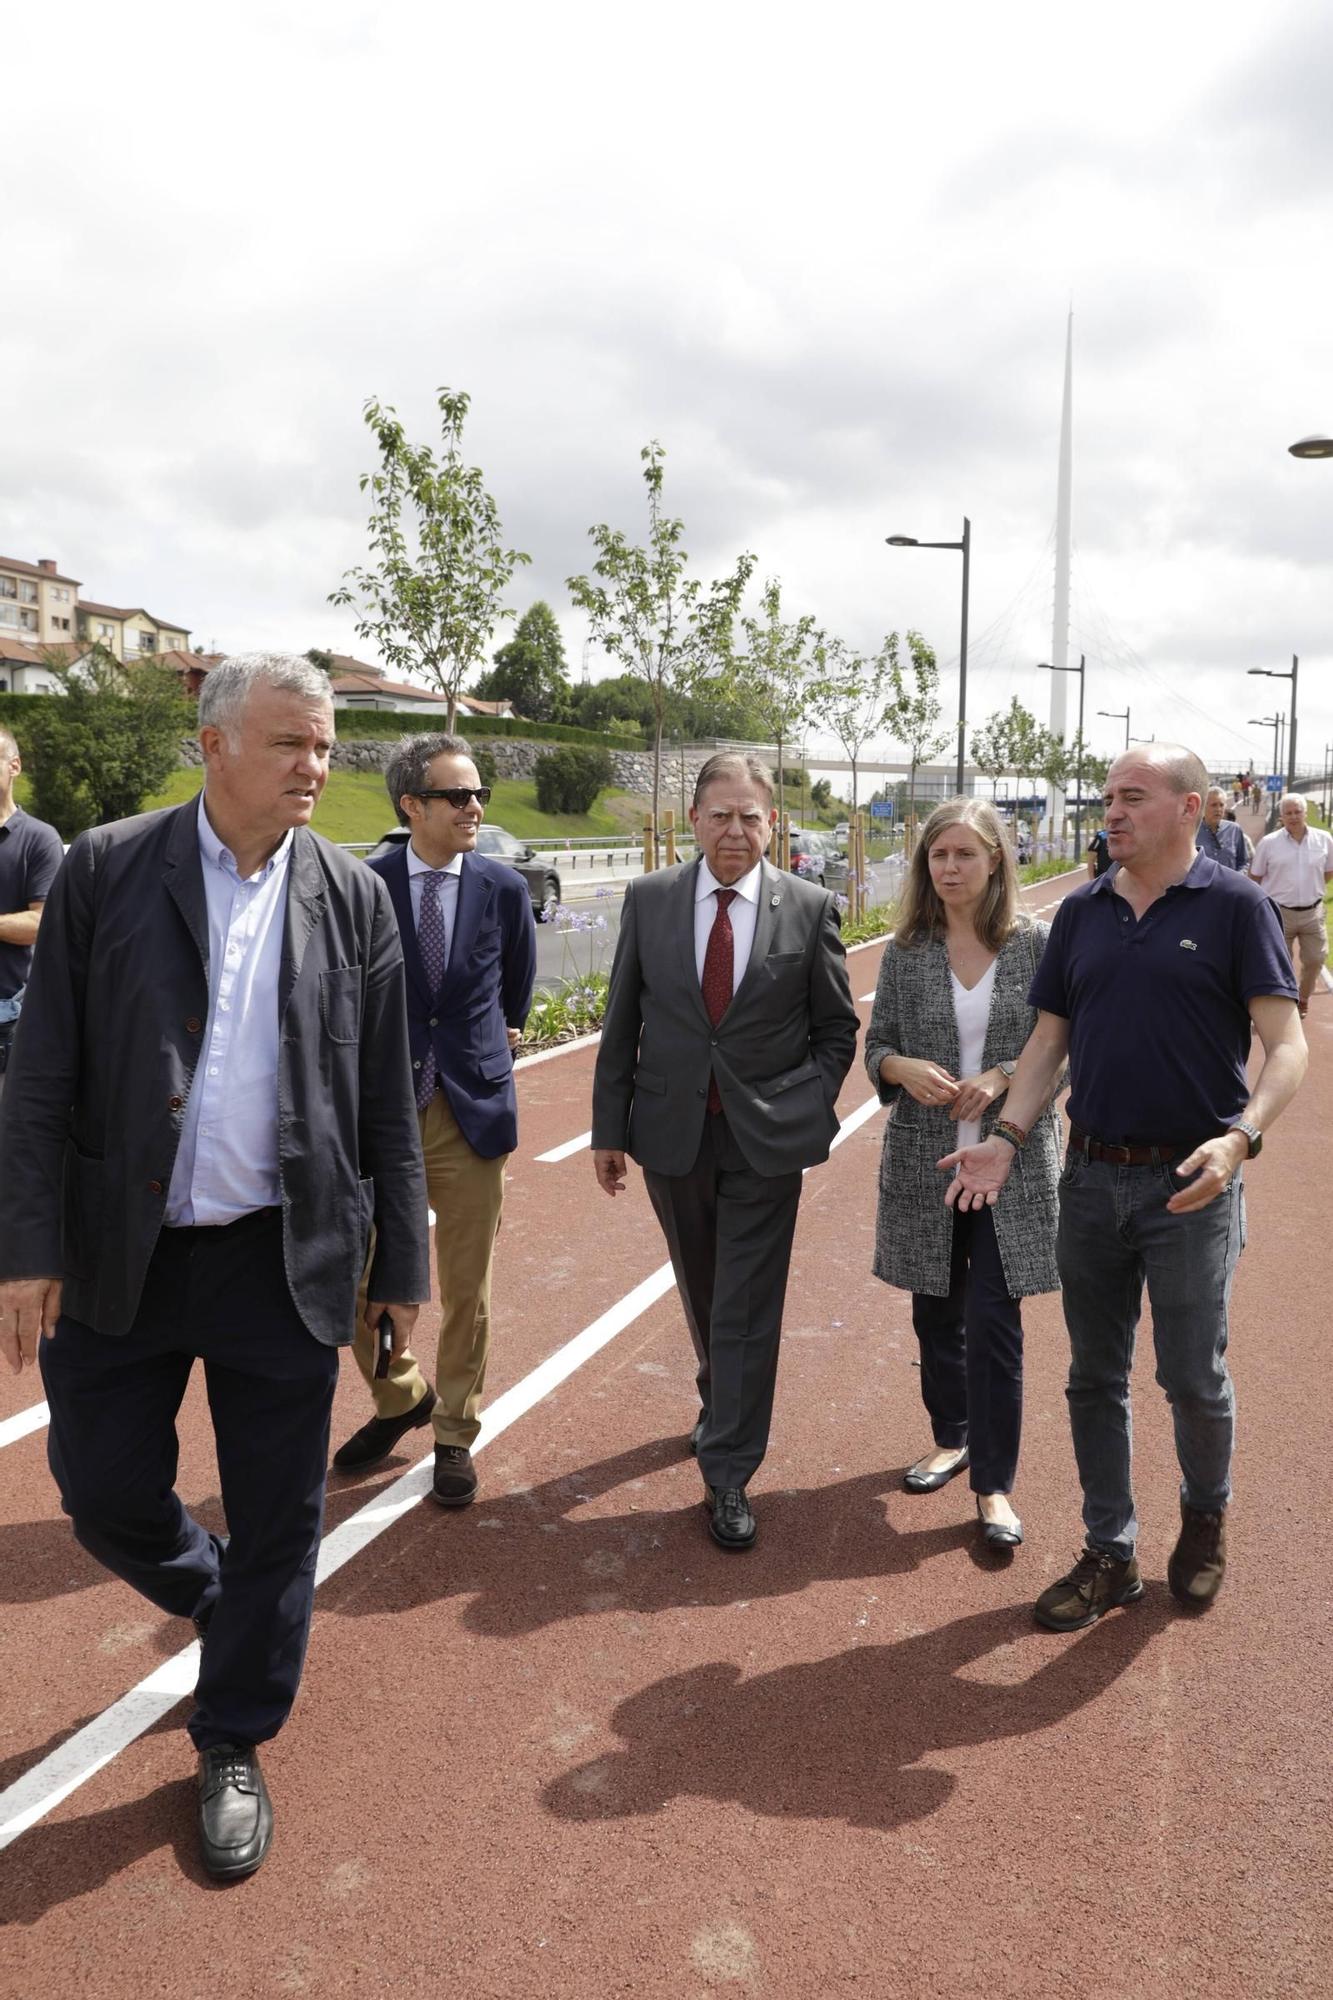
{"left": 352, "top": 1087, "right": 507, "bottom": 1448}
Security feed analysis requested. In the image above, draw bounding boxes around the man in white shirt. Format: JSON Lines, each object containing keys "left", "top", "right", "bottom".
{"left": 591, "top": 754, "right": 858, "bottom": 1551}
{"left": 1250, "top": 794, "right": 1333, "bottom": 1019}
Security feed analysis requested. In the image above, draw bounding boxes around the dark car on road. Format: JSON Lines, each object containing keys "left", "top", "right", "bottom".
{"left": 368, "top": 824, "right": 562, "bottom": 921}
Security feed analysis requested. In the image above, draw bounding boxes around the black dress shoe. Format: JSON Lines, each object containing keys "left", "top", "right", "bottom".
{"left": 903, "top": 1446, "right": 969, "bottom": 1494}
{"left": 431, "top": 1445, "right": 478, "bottom": 1508}
{"left": 197, "top": 1743, "right": 273, "bottom": 1880}
{"left": 688, "top": 1413, "right": 707, "bottom": 1456}
{"left": 333, "top": 1389, "right": 437, "bottom": 1472}
{"left": 704, "top": 1485, "right": 756, "bottom": 1551}
{"left": 976, "top": 1499, "right": 1023, "bottom": 1550}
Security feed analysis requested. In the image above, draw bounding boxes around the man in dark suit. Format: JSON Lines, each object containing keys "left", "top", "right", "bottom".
{"left": 332, "top": 733, "right": 536, "bottom": 1507}
{"left": 591, "top": 752, "right": 858, "bottom": 1551}
{"left": 0, "top": 655, "right": 429, "bottom": 1880}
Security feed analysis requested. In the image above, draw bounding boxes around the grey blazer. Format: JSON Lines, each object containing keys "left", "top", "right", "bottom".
{"left": 863, "top": 921, "right": 1061, "bottom": 1299}
{"left": 0, "top": 800, "right": 430, "bottom": 1342}
{"left": 592, "top": 857, "right": 859, "bottom": 1178}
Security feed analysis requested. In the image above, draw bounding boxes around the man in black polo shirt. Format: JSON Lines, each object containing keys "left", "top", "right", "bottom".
{"left": 0, "top": 725, "right": 65, "bottom": 1106}
{"left": 941, "top": 744, "right": 1306, "bottom": 1629}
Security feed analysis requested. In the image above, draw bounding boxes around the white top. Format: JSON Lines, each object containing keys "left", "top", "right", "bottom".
{"left": 407, "top": 842, "right": 464, "bottom": 962}
{"left": 950, "top": 957, "right": 997, "bottom": 1153}
{"left": 1250, "top": 825, "right": 1333, "bottom": 907}
{"left": 694, "top": 858, "right": 763, "bottom": 990}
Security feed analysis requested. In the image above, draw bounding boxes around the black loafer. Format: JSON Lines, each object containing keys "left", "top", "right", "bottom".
{"left": 903, "top": 1447, "right": 969, "bottom": 1494}
{"left": 976, "top": 1500, "right": 1023, "bottom": 1549}
{"left": 333, "top": 1389, "right": 437, "bottom": 1472}
{"left": 197, "top": 1743, "right": 273, "bottom": 1880}
{"left": 705, "top": 1485, "right": 756, "bottom": 1551}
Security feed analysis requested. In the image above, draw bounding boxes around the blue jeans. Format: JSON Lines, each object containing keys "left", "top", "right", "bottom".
{"left": 1056, "top": 1151, "right": 1244, "bottom": 1561}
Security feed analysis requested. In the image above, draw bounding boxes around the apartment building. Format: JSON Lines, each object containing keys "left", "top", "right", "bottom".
{"left": 0, "top": 553, "right": 192, "bottom": 665}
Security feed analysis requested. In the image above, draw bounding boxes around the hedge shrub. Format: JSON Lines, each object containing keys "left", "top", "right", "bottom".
{"left": 534, "top": 746, "right": 614, "bottom": 816}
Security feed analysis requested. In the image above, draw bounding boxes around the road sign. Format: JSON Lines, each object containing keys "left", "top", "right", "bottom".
{"left": 870, "top": 800, "right": 895, "bottom": 819}
{"left": 1266, "top": 774, "right": 1283, "bottom": 793}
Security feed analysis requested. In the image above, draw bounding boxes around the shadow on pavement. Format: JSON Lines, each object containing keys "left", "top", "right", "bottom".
{"left": 543, "top": 1592, "right": 1173, "bottom": 1832}
{"left": 319, "top": 1435, "right": 996, "bottom": 1635}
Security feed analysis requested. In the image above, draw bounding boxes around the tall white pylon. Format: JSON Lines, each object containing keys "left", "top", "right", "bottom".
{"left": 1049, "top": 310, "right": 1073, "bottom": 839}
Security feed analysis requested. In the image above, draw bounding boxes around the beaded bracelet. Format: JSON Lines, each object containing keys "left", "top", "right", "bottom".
{"left": 993, "top": 1118, "right": 1028, "bottom": 1150}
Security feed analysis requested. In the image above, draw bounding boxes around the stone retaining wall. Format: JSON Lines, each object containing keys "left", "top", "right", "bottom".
{"left": 179, "top": 734, "right": 741, "bottom": 795}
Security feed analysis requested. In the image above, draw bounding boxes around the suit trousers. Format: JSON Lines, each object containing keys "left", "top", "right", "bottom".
{"left": 39, "top": 1206, "right": 338, "bottom": 1751}
{"left": 352, "top": 1087, "right": 507, "bottom": 1448}
{"left": 644, "top": 1112, "right": 804, "bottom": 1490}
{"left": 909, "top": 1203, "right": 1025, "bottom": 1494}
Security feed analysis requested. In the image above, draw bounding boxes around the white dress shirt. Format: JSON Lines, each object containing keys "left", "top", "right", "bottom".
{"left": 694, "top": 858, "right": 763, "bottom": 990}
{"left": 166, "top": 796, "right": 292, "bottom": 1226}
{"left": 1250, "top": 825, "right": 1333, "bottom": 906}
{"left": 406, "top": 842, "right": 464, "bottom": 964}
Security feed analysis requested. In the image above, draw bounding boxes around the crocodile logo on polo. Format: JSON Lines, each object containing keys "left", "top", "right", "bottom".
{"left": 1179, "top": 938, "right": 1197, "bottom": 951}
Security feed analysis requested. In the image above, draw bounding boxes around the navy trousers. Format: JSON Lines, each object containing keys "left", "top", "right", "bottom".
{"left": 910, "top": 1203, "right": 1025, "bottom": 1495}
{"left": 40, "top": 1206, "right": 338, "bottom": 1751}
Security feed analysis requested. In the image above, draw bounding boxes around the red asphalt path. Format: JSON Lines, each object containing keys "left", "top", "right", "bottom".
{"left": 1, "top": 864, "right": 1330, "bottom": 1998}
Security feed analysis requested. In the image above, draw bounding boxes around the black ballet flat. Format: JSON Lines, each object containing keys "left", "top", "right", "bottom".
{"left": 903, "top": 1447, "right": 969, "bottom": 1494}
{"left": 976, "top": 1498, "right": 1023, "bottom": 1549}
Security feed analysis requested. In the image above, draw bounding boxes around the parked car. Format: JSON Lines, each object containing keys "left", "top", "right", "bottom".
{"left": 367, "top": 824, "right": 562, "bottom": 921}
{"left": 787, "top": 828, "right": 849, "bottom": 894}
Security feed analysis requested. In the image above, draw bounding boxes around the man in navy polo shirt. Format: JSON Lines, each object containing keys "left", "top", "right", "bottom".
{"left": 941, "top": 744, "right": 1306, "bottom": 1629}
{"left": 0, "top": 724, "right": 65, "bottom": 1106}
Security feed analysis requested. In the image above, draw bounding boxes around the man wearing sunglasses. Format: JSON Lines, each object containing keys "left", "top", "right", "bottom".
{"left": 334, "top": 734, "right": 535, "bottom": 1506}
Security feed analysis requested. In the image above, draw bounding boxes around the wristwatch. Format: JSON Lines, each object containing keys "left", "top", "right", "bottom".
{"left": 1233, "top": 1121, "right": 1262, "bottom": 1158}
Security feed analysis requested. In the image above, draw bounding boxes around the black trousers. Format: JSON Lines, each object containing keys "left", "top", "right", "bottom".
{"left": 40, "top": 1207, "right": 338, "bottom": 1751}
{"left": 643, "top": 1113, "right": 804, "bottom": 1491}
{"left": 910, "top": 1203, "right": 1024, "bottom": 1495}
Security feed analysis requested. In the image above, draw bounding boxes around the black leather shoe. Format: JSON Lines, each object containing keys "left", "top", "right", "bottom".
{"left": 432, "top": 1444, "right": 478, "bottom": 1508}
{"left": 903, "top": 1446, "right": 969, "bottom": 1494}
{"left": 704, "top": 1485, "right": 756, "bottom": 1551}
{"left": 197, "top": 1743, "right": 273, "bottom": 1880}
{"left": 976, "top": 1499, "right": 1023, "bottom": 1550}
{"left": 333, "top": 1389, "right": 437, "bottom": 1472}
{"left": 688, "top": 1413, "right": 707, "bottom": 1456}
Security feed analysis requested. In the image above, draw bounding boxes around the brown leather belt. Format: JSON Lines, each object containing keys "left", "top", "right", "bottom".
{"left": 1068, "top": 1123, "right": 1188, "bottom": 1166}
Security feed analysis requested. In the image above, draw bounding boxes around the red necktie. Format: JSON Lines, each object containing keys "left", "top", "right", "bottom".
{"left": 702, "top": 888, "right": 737, "bottom": 1113}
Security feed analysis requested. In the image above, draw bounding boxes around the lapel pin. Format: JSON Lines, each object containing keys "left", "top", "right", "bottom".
{"left": 770, "top": 893, "right": 782, "bottom": 907}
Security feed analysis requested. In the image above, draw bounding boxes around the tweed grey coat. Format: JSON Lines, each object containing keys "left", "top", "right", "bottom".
{"left": 864, "top": 921, "right": 1062, "bottom": 1299}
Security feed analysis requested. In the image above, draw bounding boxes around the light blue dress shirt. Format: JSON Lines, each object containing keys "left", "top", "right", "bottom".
{"left": 405, "top": 842, "right": 463, "bottom": 965}
{"left": 165, "top": 796, "right": 293, "bottom": 1226}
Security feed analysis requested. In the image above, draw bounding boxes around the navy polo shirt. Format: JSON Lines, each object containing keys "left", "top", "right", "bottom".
{"left": 0, "top": 807, "right": 65, "bottom": 1001}
{"left": 1028, "top": 851, "right": 1297, "bottom": 1145}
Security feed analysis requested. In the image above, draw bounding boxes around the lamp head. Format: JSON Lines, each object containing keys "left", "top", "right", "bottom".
{"left": 1288, "top": 434, "right": 1333, "bottom": 459}
{"left": 884, "top": 535, "right": 919, "bottom": 546}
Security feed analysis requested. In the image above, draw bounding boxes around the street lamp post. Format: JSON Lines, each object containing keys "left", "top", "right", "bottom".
{"left": 885, "top": 517, "right": 971, "bottom": 795}
{"left": 1247, "top": 657, "right": 1299, "bottom": 792}
{"left": 1098, "top": 706, "right": 1130, "bottom": 751}
{"left": 1248, "top": 714, "right": 1282, "bottom": 825}
{"left": 1039, "top": 653, "right": 1086, "bottom": 861}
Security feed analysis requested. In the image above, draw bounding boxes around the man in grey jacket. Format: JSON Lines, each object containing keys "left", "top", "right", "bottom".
{"left": 592, "top": 753, "right": 858, "bottom": 1551}
{"left": 0, "top": 655, "right": 429, "bottom": 1880}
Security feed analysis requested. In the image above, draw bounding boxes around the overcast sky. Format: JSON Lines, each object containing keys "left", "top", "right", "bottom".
{"left": 6, "top": 0, "right": 1332, "bottom": 782}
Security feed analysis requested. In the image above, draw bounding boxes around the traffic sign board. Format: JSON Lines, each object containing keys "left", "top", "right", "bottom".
{"left": 870, "top": 800, "right": 895, "bottom": 819}
{"left": 1266, "top": 774, "right": 1283, "bottom": 793}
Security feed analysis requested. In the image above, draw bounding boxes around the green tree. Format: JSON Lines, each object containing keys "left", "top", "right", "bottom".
{"left": 999, "top": 697, "right": 1048, "bottom": 847}
{"left": 735, "top": 578, "right": 822, "bottom": 810}
{"left": 471, "top": 600, "right": 571, "bottom": 721}
{"left": 533, "top": 746, "right": 613, "bottom": 816}
{"left": 811, "top": 633, "right": 895, "bottom": 819}
{"left": 567, "top": 673, "right": 655, "bottom": 734}
{"left": 330, "top": 386, "right": 530, "bottom": 731}
{"left": 882, "top": 630, "right": 950, "bottom": 823}
{"left": 810, "top": 777, "right": 832, "bottom": 811}
{"left": 567, "top": 441, "right": 755, "bottom": 829}
{"left": 23, "top": 647, "right": 192, "bottom": 838}
{"left": 970, "top": 708, "right": 1013, "bottom": 801}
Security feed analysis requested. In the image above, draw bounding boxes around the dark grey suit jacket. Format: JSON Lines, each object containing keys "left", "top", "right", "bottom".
{"left": 0, "top": 800, "right": 430, "bottom": 1342}
{"left": 591, "top": 858, "right": 859, "bottom": 1178}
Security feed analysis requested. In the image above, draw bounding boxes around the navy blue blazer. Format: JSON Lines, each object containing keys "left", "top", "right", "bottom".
{"left": 367, "top": 844, "right": 537, "bottom": 1159}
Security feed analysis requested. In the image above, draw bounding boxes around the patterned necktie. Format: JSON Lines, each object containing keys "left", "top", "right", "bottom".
{"left": 415, "top": 870, "right": 451, "bottom": 1109}
{"left": 702, "top": 888, "right": 737, "bottom": 1114}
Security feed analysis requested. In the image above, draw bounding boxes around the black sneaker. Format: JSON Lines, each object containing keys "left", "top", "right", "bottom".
{"left": 1034, "top": 1547, "right": 1144, "bottom": 1631}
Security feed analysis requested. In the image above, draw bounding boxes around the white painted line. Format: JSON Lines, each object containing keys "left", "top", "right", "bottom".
{"left": 0, "top": 1401, "right": 49, "bottom": 1450}
{"left": 536, "top": 1130, "right": 592, "bottom": 1164}
{"left": 0, "top": 1094, "right": 883, "bottom": 1850}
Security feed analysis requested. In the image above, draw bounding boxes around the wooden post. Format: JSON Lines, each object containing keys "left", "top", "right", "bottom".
{"left": 642, "top": 814, "right": 657, "bottom": 873}
{"left": 780, "top": 810, "right": 791, "bottom": 873}
{"left": 663, "top": 809, "right": 676, "bottom": 867}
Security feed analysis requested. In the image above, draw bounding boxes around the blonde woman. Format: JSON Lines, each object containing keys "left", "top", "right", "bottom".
{"left": 865, "top": 800, "right": 1062, "bottom": 1551}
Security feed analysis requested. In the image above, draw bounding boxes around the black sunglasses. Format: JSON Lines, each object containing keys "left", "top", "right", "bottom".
{"left": 412, "top": 786, "right": 492, "bottom": 807}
